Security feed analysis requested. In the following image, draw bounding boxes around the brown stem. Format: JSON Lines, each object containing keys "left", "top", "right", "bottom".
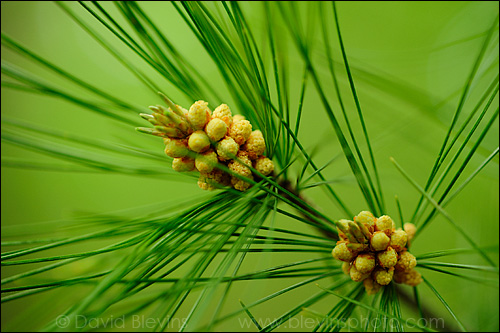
{"left": 278, "top": 179, "right": 339, "bottom": 240}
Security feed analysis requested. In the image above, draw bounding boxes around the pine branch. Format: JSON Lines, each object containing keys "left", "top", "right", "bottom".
{"left": 282, "top": 180, "right": 461, "bottom": 332}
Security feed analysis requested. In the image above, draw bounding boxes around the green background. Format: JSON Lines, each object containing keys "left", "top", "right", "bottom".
{"left": 1, "top": 1, "right": 498, "bottom": 331}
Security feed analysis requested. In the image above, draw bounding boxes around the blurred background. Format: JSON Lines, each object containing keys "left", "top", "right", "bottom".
{"left": 1, "top": 1, "right": 498, "bottom": 331}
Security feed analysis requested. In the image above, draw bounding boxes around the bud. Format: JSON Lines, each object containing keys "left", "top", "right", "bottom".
{"left": 373, "top": 267, "right": 394, "bottom": 286}
{"left": 164, "top": 138, "right": 189, "bottom": 158}
{"left": 188, "top": 100, "right": 211, "bottom": 130}
{"left": 341, "top": 262, "right": 351, "bottom": 275}
{"left": 242, "top": 130, "right": 265, "bottom": 160}
{"left": 394, "top": 268, "right": 422, "bottom": 286}
{"left": 198, "top": 169, "right": 231, "bottom": 190}
{"left": 216, "top": 137, "right": 239, "bottom": 161}
{"left": 139, "top": 94, "right": 192, "bottom": 139}
{"left": 164, "top": 107, "right": 191, "bottom": 134}
{"left": 158, "top": 92, "right": 184, "bottom": 117}
{"left": 394, "top": 251, "right": 417, "bottom": 272}
{"left": 254, "top": 156, "right": 274, "bottom": 176}
{"left": 331, "top": 211, "right": 420, "bottom": 294}
{"left": 370, "top": 231, "right": 390, "bottom": 251}
{"left": 232, "top": 114, "right": 246, "bottom": 123}
{"left": 354, "top": 253, "right": 376, "bottom": 274}
{"left": 198, "top": 173, "right": 216, "bottom": 191}
{"left": 231, "top": 174, "right": 253, "bottom": 191}
{"left": 346, "top": 243, "right": 369, "bottom": 252}
{"left": 195, "top": 150, "right": 218, "bottom": 173}
{"left": 140, "top": 98, "right": 271, "bottom": 192}
{"left": 140, "top": 113, "right": 159, "bottom": 125}
{"left": 172, "top": 157, "right": 195, "bottom": 172}
{"left": 377, "top": 247, "right": 398, "bottom": 268}
{"left": 375, "top": 215, "right": 394, "bottom": 235}
{"left": 404, "top": 223, "right": 417, "bottom": 243}
{"left": 332, "top": 242, "right": 356, "bottom": 262}
{"left": 335, "top": 220, "right": 356, "bottom": 243}
{"left": 188, "top": 130, "right": 211, "bottom": 153}
{"left": 348, "top": 221, "right": 368, "bottom": 244}
{"left": 154, "top": 125, "right": 184, "bottom": 138}
{"left": 390, "top": 229, "right": 408, "bottom": 252}
{"left": 354, "top": 211, "right": 376, "bottom": 227}
{"left": 212, "top": 104, "right": 233, "bottom": 126}
{"left": 228, "top": 152, "right": 252, "bottom": 178}
{"left": 154, "top": 105, "right": 184, "bottom": 126}
{"left": 229, "top": 152, "right": 253, "bottom": 191}
{"left": 363, "top": 277, "right": 382, "bottom": 295}
{"left": 151, "top": 105, "right": 186, "bottom": 131}
{"left": 350, "top": 264, "right": 370, "bottom": 282}
{"left": 205, "top": 118, "right": 227, "bottom": 142}
{"left": 136, "top": 127, "right": 157, "bottom": 136}
{"left": 355, "top": 220, "right": 372, "bottom": 240}
{"left": 229, "top": 119, "right": 252, "bottom": 145}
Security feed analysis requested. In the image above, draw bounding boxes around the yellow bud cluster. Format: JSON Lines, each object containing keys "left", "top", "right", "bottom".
{"left": 216, "top": 137, "right": 239, "bottom": 161}
{"left": 195, "top": 150, "right": 218, "bottom": 173}
{"left": 188, "top": 131, "right": 211, "bottom": 153}
{"left": 172, "top": 157, "right": 195, "bottom": 172}
{"left": 228, "top": 119, "right": 252, "bottom": 145}
{"left": 198, "top": 169, "right": 231, "bottom": 190}
{"left": 138, "top": 94, "right": 274, "bottom": 191}
{"left": 187, "top": 100, "right": 211, "bottom": 130}
{"left": 331, "top": 211, "right": 420, "bottom": 294}
{"left": 254, "top": 156, "right": 274, "bottom": 177}
{"left": 212, "top": 104, "right": 233, "bottom": 126}
{"left": 164, "top": 138, "right": 189, "bottom": 158}
{"left": 404, "top": 223, "right": 417, "bottom": 245}
{"left": 393, "top": 267, "right": 422, "bottom": 286}
{"left": 243, "top": 130, "right": 266, "bottom": 160}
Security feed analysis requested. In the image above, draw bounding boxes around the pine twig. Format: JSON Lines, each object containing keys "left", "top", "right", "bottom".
{"left": 279, "top": 179, "right": 460, "bottom": 332}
